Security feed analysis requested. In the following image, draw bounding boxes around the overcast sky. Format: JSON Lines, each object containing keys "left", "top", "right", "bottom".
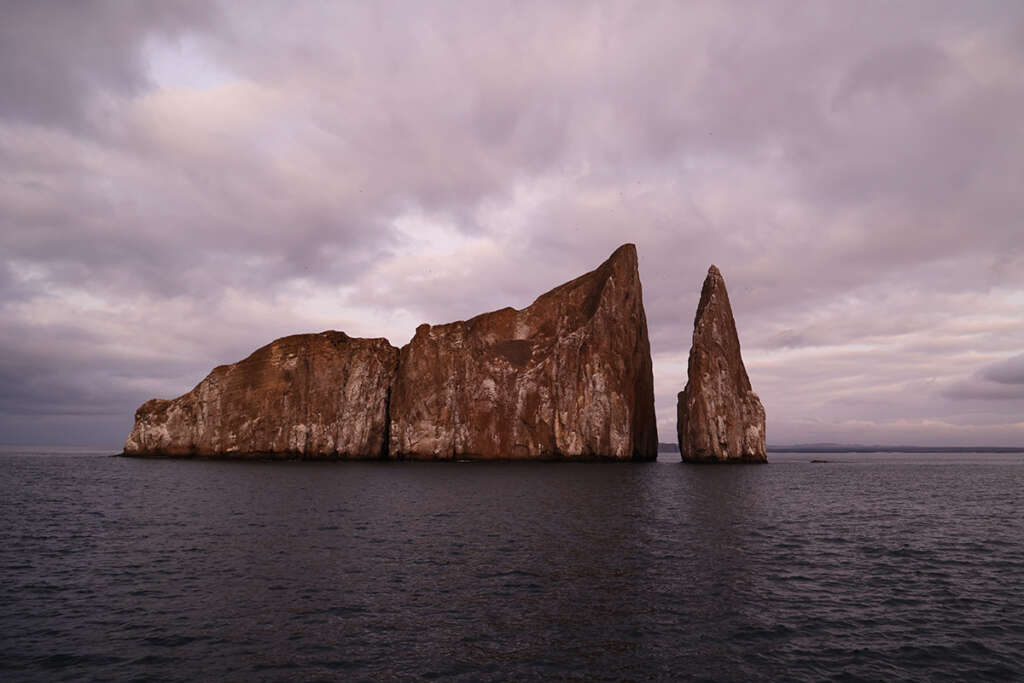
{"left": 2, "top": 1, "right": 1023, "bottom": 448}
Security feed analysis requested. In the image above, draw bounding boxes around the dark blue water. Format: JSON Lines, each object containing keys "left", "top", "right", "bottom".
{"left": 2, "top": 447, "right": 1023, "bottom": 681}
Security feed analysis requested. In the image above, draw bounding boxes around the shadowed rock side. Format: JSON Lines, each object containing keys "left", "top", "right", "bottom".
{"left": 124, "top": 332, "right": 399, "bottom": 458}
{"left": 677, "top": 266, "right": 767, "bottom": 463}
{"left": 389, "top": 244, "right": 658, "bottom": 460}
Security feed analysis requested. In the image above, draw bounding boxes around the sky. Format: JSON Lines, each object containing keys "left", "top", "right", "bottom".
{"left": 1, "top": 1, "right": 1023, "bottom": 448}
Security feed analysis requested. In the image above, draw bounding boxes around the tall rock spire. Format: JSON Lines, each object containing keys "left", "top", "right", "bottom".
{"left": 677, "top": 265, "right": 766, "bottom": 463}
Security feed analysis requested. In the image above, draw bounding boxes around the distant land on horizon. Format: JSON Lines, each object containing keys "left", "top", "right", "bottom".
{"left": 4, "top": 443, "right": 1024, "bottom": 456}
{"left": 656, "top": 442, "right": 1024, "bottom": 454}
{"left": 3, "top": 443, "right": 1024, "bottom": 456}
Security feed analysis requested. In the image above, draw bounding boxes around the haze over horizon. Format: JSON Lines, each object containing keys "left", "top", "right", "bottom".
{"left": 2, "top": 1, "right": 1023, "bottom": 448}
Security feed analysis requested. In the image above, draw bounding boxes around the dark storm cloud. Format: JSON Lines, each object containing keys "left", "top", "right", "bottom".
{"left": 983, "top": 355, "right": 1024, "bottom": 385}
{"left": 0, "top": 0, "right": 219, "bottom": 130}
{"left": 1, "top": 1, "right": 1023, "bottom": 445}
{"left": 946, "top": 354, "right": 1024, "bottom": 401}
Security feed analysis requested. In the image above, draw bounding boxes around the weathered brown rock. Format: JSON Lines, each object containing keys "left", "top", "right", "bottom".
{"left": 124, "top": 246, "right": 659, "bottom": 461}
{"left": 677, "top": 265, "right": 766, "bottom": 463}
{"left": 124, "top": 331, "right": 398, "bottom": 458}
{"left": 389, "top": 243, "right": 658, "bottom": 460}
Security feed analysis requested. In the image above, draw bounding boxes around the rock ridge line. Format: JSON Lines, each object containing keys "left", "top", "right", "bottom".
{"left": 124, "top": 244, "right": 658, "bottom": 461}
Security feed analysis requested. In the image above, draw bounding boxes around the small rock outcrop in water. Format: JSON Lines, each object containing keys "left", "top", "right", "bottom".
{"left": 124, "top": 244, "right": 658, "bottom": 460}
{"left": 124, "top": 332, "right": 399, "bottom": 458}
{"left": 390, "top": 244, "right": 658, "bottom": 460}
{"left": 677, "top": 265, "right": 766, "bottom": 463}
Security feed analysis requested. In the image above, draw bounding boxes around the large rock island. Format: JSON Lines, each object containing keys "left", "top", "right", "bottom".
{"left": 390, "top": 243, "right": 658, "bottom": 460}
{"left": 124, "top": 244, "right": 658, "bottom": 460}
{"left": 677, "top": 265, "right": 766, "bottom": 463}
{"left": 124, "top": 332, "right": 399, "bottom": 458}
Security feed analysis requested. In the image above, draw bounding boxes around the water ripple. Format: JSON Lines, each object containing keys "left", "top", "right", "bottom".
{"left": 0, "top": 450, "right": 1022, "bottom": 681}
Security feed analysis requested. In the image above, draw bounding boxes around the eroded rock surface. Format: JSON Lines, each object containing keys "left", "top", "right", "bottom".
{"left": 124, "top": 331, "right": 398, "bottom": 458}
{"left": 389, "top": 243, "right": 658, "bottom": 460}
{"left": 677, "top": 265, "right": 766, "bottom": 463}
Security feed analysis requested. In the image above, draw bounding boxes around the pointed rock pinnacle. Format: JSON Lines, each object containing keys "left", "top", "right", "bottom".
{"left": 677, "top": 265, "right": 767, "bottom": 463}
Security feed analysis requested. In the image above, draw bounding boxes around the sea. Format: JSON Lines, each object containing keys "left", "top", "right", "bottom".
{"left": 2, "top": 446, "right": 1022, "bottom": 681}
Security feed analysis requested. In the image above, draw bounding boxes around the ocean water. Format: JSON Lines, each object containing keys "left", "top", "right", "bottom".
{"left": 1, "top": 447, "right": 1023, "bottom": 681}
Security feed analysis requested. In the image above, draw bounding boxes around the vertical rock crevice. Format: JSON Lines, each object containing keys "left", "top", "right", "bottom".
{"left": 380, "top": 385, "right": 392, "bottom": 460}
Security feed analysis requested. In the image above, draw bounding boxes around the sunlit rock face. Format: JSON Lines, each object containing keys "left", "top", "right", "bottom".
{"left": 677, "top": 265, "right": 767, "bottom": 463}
{"left": 389, "top": 243, "right": 658, "bottom": 460}
{"left": 124, "top": 332, "right": 399, "bottom": 458}
{"left": 124, "top": 245, "right": 659, "bottom": 461}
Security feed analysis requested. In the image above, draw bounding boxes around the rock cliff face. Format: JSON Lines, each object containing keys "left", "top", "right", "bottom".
{"left": 124, "top": 331, "right": 398, "bottom": 458}
{"left": 677, "top": 265, "right": 766, "bottom": 463}
{"left": 124, "top": 245, "right": 658, "bottom": 460}
{"left": 389, "top": 244, "right": 658, "bottom": 460}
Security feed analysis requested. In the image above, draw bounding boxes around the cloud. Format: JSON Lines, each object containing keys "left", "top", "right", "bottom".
{"left": 1, "top": 1, "right": 1024, "bottom": 446}
{"left": 982, "top": 354, "right": 1024, "bottom": 385}
{"left": 0, "top": 1, "right": 219, "bottom": 131}
{"left": 945, "top": 354, "right": 1024, "bottom": 401}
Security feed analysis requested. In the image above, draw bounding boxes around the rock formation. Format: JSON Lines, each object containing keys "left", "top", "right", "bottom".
{"left": 124, "top": 244, "right": 658, "bottom": 460}
{"left": 677, "top": 265, "right": 766, "bottom": 463}
{"left": 124, "top": 331, "right": 399, "bottom": 458}
{"left": 389, "top": 243, "right": 658, "bottom": 460}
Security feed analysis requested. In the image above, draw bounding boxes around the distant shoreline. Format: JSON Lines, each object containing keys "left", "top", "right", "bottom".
{"left": 656, "top": 443, "right": 1024, "bottom": 454}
